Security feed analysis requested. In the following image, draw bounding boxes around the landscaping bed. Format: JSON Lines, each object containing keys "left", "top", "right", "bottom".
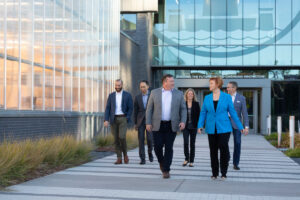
{"left": 264, "top": 133, "right": 300, "bottom": 158}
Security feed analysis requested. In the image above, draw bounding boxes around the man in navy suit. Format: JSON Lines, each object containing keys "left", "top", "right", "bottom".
{"left": 104, "top": 79, "right": 133, "bottom": 165}
{"left": 227, "top": 81, "right": 249, "bottom": 170}
{"left": 134, "top": 80, "right": 153, "bottom": 165}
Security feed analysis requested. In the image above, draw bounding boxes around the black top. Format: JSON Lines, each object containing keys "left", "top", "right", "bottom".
{"left": 185, "top": 101, "right": 201, "bottom": 129}
{"left": 213, "top": 100, "right": 218, "bottom": 112}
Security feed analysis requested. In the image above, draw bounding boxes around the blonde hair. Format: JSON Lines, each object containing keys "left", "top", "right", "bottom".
{"left": 184, "top": 88, "right": 197, "bottom": 102}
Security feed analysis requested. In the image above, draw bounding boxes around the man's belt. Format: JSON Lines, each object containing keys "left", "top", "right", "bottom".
{"left": 115, "top": 114, "right": 126, "bottom": 117}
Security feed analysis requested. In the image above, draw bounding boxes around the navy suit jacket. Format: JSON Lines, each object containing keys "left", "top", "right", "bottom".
{"left": 104, "top": 91, "right": 133, "bottom": 124}
{"left": 230, "top": 93, "right": 249, "bottom": 129}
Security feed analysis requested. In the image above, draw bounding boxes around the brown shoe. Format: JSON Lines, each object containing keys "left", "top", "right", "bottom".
{"left": 114, "top": 158, "right": 122, "bottom": 165}
{"left": 163, "top": 172, "right": 170, "bottom": 179}
{"left": 124, "top": 155, "right": 129, "bottom": 164}
{"left": 159, "top": 163, "right": 164, "bottom": 173}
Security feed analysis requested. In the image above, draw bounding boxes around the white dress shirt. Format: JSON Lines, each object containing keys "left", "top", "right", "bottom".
{"left": 115, "top": 90, "right": 124, "bottom": 115}
{"left": 228, "top": 92, "right": 237, "bottom": 117}
{"left": 161, "top": 88, "right": 172, "bottom": 121}
{"left": 231, "top": 92, "right": 237, "bottom": 103}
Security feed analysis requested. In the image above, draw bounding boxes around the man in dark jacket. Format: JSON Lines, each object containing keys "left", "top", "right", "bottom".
{"left": 134, "top": 80, "right": 153, "bottom": 165}
{"left": 104, "top": 79, "right": 133, "bottom": 165}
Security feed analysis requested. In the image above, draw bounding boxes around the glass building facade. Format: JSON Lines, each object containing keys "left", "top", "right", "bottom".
{"left": 0, "top": 0, "right": 120, "bottom": 113}
{"left": 152, "top": 0, "right": 300, "bottom": 67}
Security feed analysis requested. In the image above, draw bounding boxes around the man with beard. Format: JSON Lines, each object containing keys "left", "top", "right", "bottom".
{"left": 104, "top": 79, "right": 133, "bottom": 164}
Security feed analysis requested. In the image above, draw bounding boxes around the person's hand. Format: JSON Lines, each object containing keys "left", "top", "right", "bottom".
{"left": 179, "top": 123, "right": 185, "bottom": 131}
{"left": 104, "top": 121, "right": 109, "bottom": 127}
{"left": 198, "top": 128, "right": 202, "bottom": 134}
{"left": 244, "top": 128, "right": 249, "bottom": 136}
{"left": 146, "top": 125, "right": 152, "bottom": 132}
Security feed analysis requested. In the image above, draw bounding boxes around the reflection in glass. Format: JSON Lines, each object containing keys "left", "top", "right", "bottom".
{"left": 179, "top": 46, "right": 194, "bottom": 66}
{"left": 260, "top": 45, "right": 275, "bottom": 66}
{"left": 292, "top": 0, "right": 300, "bottom": 44}
{"left": 195, "top": 46, "right": 210, "bottom": 66}
{"left": 0, "top": 0, "right": 120, "bottom": 112}
{"left": 163, "top": 46, "right": 178, "bottom": 65}
{"left": 179, "top": 0, "right": 194, "bottom": 45}
{"left": 260, "top": 0, "right": 275, "bottom": 44}
{"left": 121, "top": 14, "right": 136, "bottom": 31}
{"left": 211, "top": 46, "right": 226, "bottom": 66}
{"left": 195, "top": 0, "right": 210, "bottom": 45}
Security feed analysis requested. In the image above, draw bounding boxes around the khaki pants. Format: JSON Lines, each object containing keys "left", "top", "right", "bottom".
{"left": 111, "top": 116, "right": 127, "bottom": 159}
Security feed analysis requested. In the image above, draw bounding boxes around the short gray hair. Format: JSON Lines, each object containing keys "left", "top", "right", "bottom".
{"left": 229, "top": 81, "right": 238, "bottom": 88}
{"left": 115, "top": 79, "right": 123, "bottom": 84}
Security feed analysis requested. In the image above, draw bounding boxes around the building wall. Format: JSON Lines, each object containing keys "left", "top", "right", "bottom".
{"left": 120, "top": 13, "right": 153, "bottom": 97}
{"left": 0, "top": 0, "right": 120, "bottom": 141}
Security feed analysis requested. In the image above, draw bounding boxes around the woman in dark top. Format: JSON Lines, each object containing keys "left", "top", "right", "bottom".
{"left": 182, "top": 88, "right": 200, "bottom": 167}
{"left": 197, "top": 77, "right": 244, "bottom": 180}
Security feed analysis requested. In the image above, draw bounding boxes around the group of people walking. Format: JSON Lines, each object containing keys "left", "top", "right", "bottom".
{"left": 104, "top": 75, "right": 249, "bottom": 180}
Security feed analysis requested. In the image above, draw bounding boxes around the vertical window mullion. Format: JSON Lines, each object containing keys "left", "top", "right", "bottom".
{"left": 43, "top": 0, "right": 46, "bottom": 110}
{"left": 18, "top": 0, "right": 21, "bottom": 110}
{"left": 32, "top": 0, "right": 35, "bottom": 110}
{"left": 4, "top": 0, "right": 7, "bottom": 110}
{"left": 91, "top": 0, "right": 94, "bottom": 112}
{"left": 62, "top": 0, "right": 65, "bottom": 111}
{"left": 71, "top": 0, "right": 73, "bottom": 112}
{"left": 53, "top": 0, "right": 56, "bottom": 111}
{"left": 78, "top": 0, "right": 81, "bottom": 112}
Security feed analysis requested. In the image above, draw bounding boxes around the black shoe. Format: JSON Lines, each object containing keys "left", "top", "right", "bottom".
{"left": 149, "top": 153, "right": 154, "bottom": 162}
{"left": 140, "top": 160, "right": 146, "bottom": 165}
{"left": 233, "top": 165, "right": 240, "bottom": 170}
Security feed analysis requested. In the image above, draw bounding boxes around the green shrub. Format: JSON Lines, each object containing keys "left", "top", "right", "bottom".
{"left": 285, "top": 148, "right": 300, "bottom": 158}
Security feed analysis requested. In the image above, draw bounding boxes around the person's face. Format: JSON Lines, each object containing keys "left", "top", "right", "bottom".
{"left": 115, "top": 81, "right": 123, "bottom": 92}
{"left": 163, "top": 77, "right": 175, "bottom": 90}
{"left": 209, "top": 80, "right": 218, "bottom": 91}
{"left": 139, "top": 82, "right": 149, "bottom": 94}
{"left": 187, "top": 91, "right": 194, "bottom": 101}
{"left": 227, "top": 83, "right": 236, "bottom": 94}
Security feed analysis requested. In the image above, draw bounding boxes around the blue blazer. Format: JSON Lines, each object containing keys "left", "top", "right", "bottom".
{"left": 197, "top": 91, "right": 243, "bottom": 134}
{"left": 104, "top": 91, "right": 133, "bottom": 124}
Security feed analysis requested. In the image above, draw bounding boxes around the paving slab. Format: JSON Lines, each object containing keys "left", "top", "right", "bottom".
{"left": 1, "top": 134, "right": 300, "bottom": 200}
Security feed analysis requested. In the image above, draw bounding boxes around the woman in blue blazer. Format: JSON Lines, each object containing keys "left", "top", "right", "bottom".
{"left": 197, "top": 77, "right": 244, "bottom": 180}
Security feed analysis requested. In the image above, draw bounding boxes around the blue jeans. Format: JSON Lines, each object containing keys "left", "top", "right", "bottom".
{"left": 233, "top": 128, "right": 242, "bottom": 167}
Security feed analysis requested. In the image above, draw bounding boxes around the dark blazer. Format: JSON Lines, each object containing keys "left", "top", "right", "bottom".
{"left": 230, "top": 93, "right": 249, "bottom": 129}
{"left": 104, "top": 90, "right": 133, "bottom": 124}
{"left": 185, "top": 101, "right": 201, "bottom": 129}
{"left": 133, "top": 91, "right": 151, "bottom": 128}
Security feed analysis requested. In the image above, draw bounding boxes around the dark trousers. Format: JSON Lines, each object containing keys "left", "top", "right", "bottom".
{"left": 153, "top": 121, "right": 176, "bottom": 172}
{"left": 111, "top": 117, "right": 127, "bottom": 159}
{"left": 233, "top": 128, "right": 242, "bottom": 167}
{"left": 183, "top": 128, "right": 197, "bottom": 163}
{"left": 138, "top": 122, "right": 153, "bottom": 161}
{"left": 208, "top": 132, "right": 231, "bottom": 177}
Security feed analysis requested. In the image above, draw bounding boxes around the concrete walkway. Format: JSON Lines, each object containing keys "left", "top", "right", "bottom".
{"left": 1, "top": 134, "right": 300, "bottom": 200}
